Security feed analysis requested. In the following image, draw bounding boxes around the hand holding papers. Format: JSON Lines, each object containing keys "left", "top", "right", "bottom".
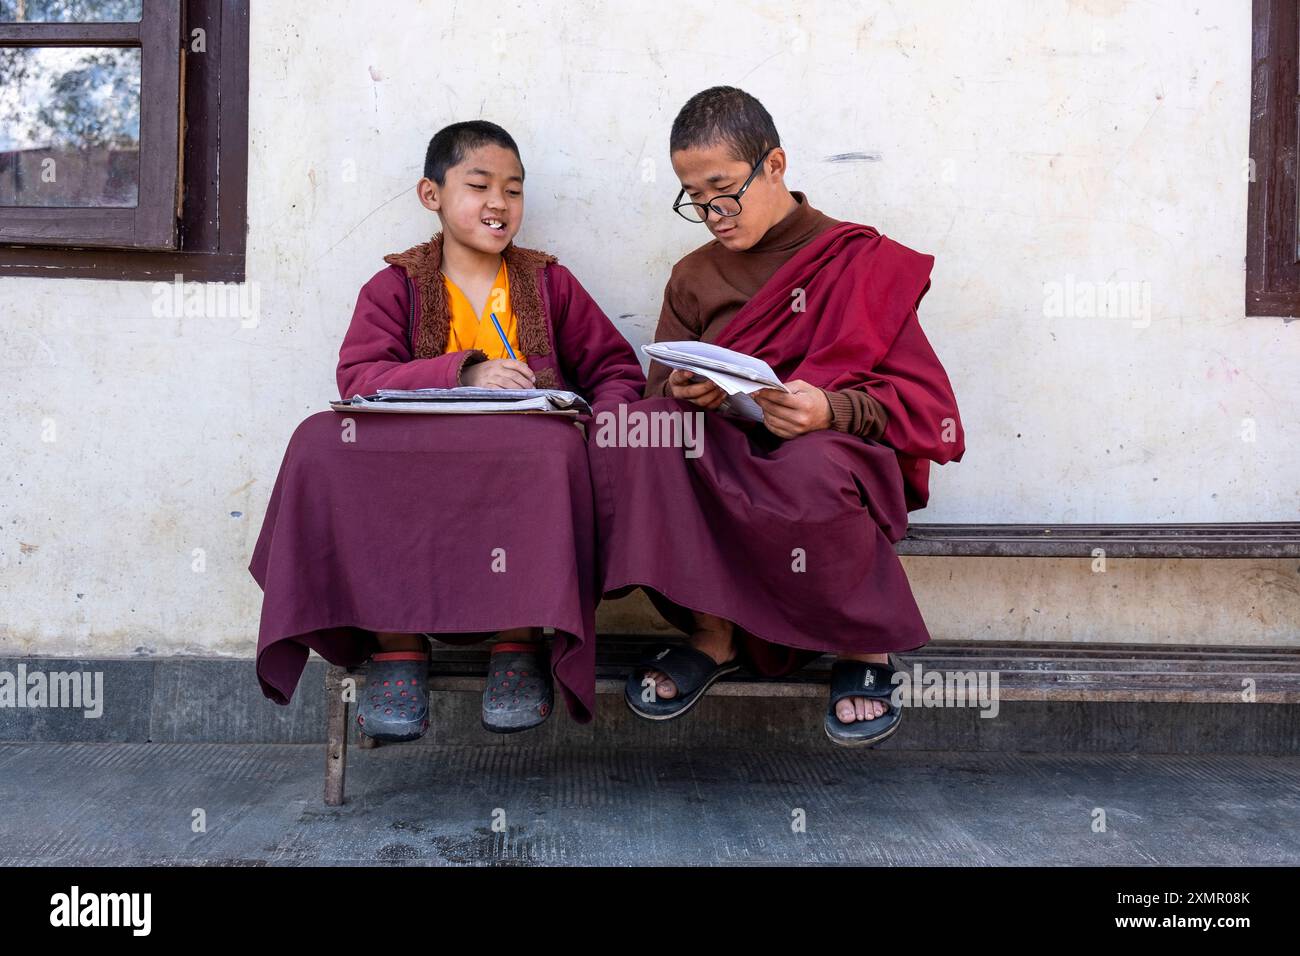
{"left": 642, "top": 341, "right": 788, "bottom": 422}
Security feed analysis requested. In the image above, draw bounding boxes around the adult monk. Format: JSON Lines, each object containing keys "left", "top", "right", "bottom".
{"left": 589, "top": 87, "right": 965, "bottom": 746}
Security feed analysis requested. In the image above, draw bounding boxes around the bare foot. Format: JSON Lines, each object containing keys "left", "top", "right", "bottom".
{"left": 834, "top": 652, "right": 891, "bottom": 722}
{"left": 645, "top": 613, "right": 736, "bottom": 699}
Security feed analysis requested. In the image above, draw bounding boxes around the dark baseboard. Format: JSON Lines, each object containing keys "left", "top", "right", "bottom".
{"left": 1, "top": 656, "right": 1297, "bottom": 754}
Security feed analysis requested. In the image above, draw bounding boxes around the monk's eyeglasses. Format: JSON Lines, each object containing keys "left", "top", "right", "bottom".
{"left": 672, "top": 147, "right": 774, "bottom": 224}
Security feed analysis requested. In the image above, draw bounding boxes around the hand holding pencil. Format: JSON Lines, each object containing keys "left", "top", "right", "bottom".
{"left": 461, "top": 312, "right": 535, "bottom": 388}
{"left": 462, "top": 358, "right": 536, "bottom": 389}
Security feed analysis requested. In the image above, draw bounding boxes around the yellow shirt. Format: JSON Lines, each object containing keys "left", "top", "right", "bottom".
{"left": 443, "top": 260, "right": 523, "bottom": 361}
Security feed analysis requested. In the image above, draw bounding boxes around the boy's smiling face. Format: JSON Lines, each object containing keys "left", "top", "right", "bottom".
{"left": 419, "top": 143, "right": 524, "bottom": 254}
{"left": 671, "top": 141, "right": 792, "bottom": 252}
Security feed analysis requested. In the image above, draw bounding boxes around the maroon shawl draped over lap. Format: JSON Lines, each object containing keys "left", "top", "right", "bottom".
{"left": 588, "top": 223, "right": 964, "bottom": 675}
{"left": 250, "top": 411, "right": 602, "bottom": 722}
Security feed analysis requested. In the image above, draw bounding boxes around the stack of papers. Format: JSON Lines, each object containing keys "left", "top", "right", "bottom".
{"left": 330, "top": 386, "right": 592, "bottom": 416}
{"left": 642, "top": 341, "right": 787, "bottom": 422}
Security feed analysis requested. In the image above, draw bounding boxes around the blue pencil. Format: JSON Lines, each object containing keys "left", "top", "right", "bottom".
{"left": 489, "top": 312, "right": 517, "bottom": 360}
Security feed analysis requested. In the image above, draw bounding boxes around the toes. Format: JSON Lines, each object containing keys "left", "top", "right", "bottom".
{"left": 837, "top": 697, "right": 888, "bottom": 722}
{"left": 646, "top": 669, "right": 677, "bottom": 699}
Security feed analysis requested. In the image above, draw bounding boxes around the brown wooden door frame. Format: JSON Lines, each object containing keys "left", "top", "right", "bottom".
{"left": 1247, "top": 0, "right": 1300, "bottom": 317}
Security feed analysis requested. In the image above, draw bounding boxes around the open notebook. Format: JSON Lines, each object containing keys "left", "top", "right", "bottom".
{"left": 330, "top": 386, "right": 592, "bottom": 416}
{"left": 642, "top": 341, "right": 788, "bottom": 422}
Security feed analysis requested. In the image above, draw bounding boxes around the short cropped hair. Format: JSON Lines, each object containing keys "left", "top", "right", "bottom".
{"left": 669, "top": 86, "right": 780, "bottom": 166}
{"left": 423, "top": 121, "right": 525, "bottom": 185}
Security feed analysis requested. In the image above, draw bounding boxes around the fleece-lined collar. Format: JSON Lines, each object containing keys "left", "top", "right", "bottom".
{"left": 383, "top": 232, "right": 558, "bottom": 365}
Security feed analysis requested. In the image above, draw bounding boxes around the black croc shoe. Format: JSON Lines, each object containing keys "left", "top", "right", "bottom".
{"left": 357, "top": 650, "right": 430, "bottom": 743}
{"left": 481, "top": 641, "right": 553, "bottom": 734}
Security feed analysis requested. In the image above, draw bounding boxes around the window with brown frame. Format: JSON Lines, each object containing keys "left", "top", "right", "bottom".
{"left": 0, "top": 0, "right": 247, "bottom": 281}
{"left": 1247, "top": 0, "right": 1300, "bottom": 317}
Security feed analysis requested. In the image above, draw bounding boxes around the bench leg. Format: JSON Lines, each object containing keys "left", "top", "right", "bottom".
{"left": 325, "top": 665, "right": 349, "bottom": 806}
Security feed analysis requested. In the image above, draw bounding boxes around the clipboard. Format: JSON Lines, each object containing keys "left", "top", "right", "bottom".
{"left": 327, "top": 401, "right": 582, "bottom": 417}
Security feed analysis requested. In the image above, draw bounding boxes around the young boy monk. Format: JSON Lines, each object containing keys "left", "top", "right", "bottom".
{"left": 588, "top": 87, "right": 965, "bottom": 746}
{"left": 249, "top": 121, "right": 644, "bottom": 740}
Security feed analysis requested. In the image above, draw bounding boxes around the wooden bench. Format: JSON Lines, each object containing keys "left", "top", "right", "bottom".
{"left": 895, "top": 521, "right": 1300, "bottom": 558}
{"left": 323, "top": 521, "right": 1300, "bottom": 805}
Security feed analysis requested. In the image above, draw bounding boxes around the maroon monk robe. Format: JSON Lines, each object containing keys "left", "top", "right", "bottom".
{"left": 249, "top": 236, "right": 645, "bottom": 722}
{"left": 588, "top": 222, "right": 964, "bottom": 675}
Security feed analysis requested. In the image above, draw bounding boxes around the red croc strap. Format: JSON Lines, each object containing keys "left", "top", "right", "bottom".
{"left": 491, "top": 642, "right": 544, "bottom": 654}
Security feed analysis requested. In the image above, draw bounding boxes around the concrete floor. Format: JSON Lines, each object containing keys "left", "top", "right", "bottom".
{"left": 1, "top": 742, "right": 1297, "bottom": 865}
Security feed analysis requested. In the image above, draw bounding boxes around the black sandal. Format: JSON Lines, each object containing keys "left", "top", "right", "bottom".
{"left": 624, "top": 644, "right": 742, "bottom": 721}
{"left": 481, "top": 641, "right": 553, "bottom": 734}
{"left": 824, "top": 656, "right": 903, "bottom": 748}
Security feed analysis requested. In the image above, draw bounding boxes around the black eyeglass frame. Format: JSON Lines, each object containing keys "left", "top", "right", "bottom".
{"left": 672, "top": 147, "right": 775, "bottom": 223}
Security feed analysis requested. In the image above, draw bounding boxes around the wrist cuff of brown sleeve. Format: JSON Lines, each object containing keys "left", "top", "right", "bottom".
{"left": 823, "top": 388, "right": 854, "bottom": 432}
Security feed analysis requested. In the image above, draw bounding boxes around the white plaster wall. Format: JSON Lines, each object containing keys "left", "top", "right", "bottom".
{"left": 2, "top": 0, "right": 1296, "bottom": 658}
